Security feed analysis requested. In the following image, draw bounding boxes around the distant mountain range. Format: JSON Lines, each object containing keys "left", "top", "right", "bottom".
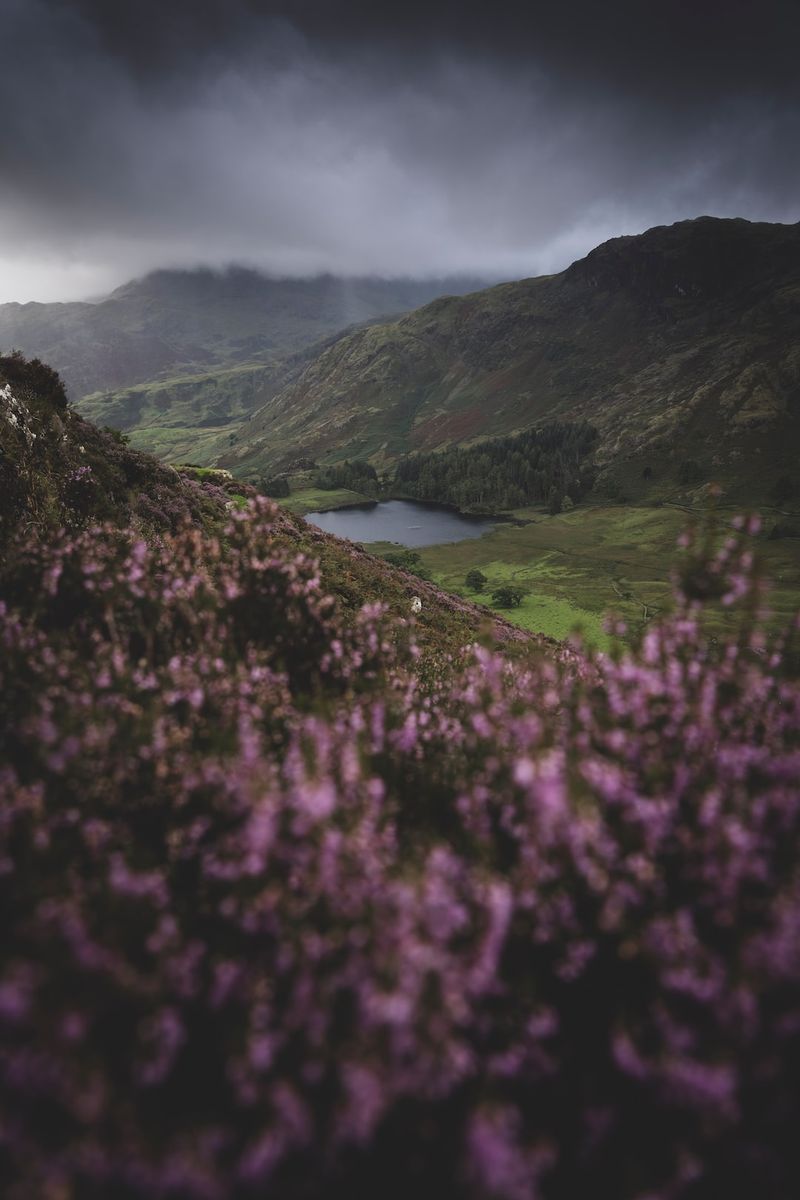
{"left": 0, "top": 269, "right": 491, "bottom": 397}
{"left": 219, "top": 217, "right": 800, "bottom": 505}
{"left": 0, "top": 269, "right": 490, "bottom": 462}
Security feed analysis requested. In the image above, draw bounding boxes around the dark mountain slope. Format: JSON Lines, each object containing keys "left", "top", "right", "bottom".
{"left": 225, "top": 218, "right": 800, "bottom": 504}
{"left": 0, "top": 353, "right": 223, "bottom": 549}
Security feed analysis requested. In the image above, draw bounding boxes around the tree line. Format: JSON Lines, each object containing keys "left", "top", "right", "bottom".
{"left": 314, "top": 460, "right": 379, "bottom": 496}
{"left": 312, "top": 423, "right": 598, "bottom": 514}
{"left": 392, "top": 422, "right": 598, "bottom": 513}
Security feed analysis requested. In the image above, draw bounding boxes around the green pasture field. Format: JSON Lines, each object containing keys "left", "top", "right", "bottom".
{"left": 347, "top": 503, "right": 800, "bottom": 650}
{"left": 280, "top": 486, "right": 374, "bottom": 516}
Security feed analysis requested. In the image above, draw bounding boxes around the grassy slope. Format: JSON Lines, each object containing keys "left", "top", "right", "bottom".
{"left": 281, "top": 485, "right": 375, "bottom": 515}
{"left": 77, "top": 361, "right": 288, "bottom": 465}
{"left": 0, "top": 360, "right": 537, "bottom": 665}
{"left": 414, "top": 506, "right": 684, "bottom": 650}
{"left": 274, "top": 505, "right": 541, "bottom": 660}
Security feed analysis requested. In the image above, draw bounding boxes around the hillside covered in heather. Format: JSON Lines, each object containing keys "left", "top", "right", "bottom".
{"left": 0, "top": 354, "right": 536, "bottom": 656}
{"left": 224, "top": 218, "right": 800, "bottom": 507}
{"left": 2, "top": 358, "right": 800, "bottom": 1200}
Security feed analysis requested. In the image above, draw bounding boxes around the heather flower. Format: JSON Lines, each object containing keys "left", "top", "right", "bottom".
{"left": 0, "top": 509, "right": 797, "bottom": 1198}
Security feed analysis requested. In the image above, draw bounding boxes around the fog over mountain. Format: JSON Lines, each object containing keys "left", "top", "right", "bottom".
{"left": 1, "top": 0, "right": 799, "bottom": 300}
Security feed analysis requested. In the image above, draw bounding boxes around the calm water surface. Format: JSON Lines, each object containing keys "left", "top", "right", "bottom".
{"left": 306, "top": 499, "right": 496, "bottom": 547}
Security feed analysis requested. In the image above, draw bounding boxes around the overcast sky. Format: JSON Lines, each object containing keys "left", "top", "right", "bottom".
{"left": 1, "top": 0, "right": 798, "bottom": 301}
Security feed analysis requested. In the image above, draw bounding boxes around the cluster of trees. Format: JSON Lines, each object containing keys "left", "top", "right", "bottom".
{"left": 259, "top": 475, "right": 290, "bottom": 498}
{"left": 491, "top": 583, "right": 526, "bottom": 608}
{"left": 465, "top": 569, "right": 525, "bottom": 608}
{"left": 380, "top": 549, "right": 431, "bottom": 580}
{"left": 393, "top": 422, "right": 597, "bottom": 513}
{"left": 315, "top": 459, "right": 379, "bottom": 496}
{"left": 311, "top": 425, "right": 596, "bottom": 514}
{"left": 465, "top": 568, "right": 487, "bottom": 591}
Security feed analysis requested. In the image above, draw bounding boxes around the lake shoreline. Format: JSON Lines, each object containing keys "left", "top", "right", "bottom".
{"left": 304, "top": 498, "right": 502, "bottom": 548}
{"left": 308, "top": 492, "right": 531, "bottom": 524}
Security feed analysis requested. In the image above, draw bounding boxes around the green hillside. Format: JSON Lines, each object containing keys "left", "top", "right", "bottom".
{"left": 224, "top": 217, "right": 800, "bottom": 507}
{"left": 77, "top": 361, "right": 294, "bottom": 467}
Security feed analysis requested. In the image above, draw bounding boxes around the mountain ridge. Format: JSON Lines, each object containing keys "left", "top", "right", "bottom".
{"left": 221, "top": 217, "right": 800, "bottom": 505}
{"left": 0, "top": 267, "right": 491, "bottom": 400}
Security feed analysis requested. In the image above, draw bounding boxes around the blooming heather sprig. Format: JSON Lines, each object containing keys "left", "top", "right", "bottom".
{"left": 0, "top": 508, "right": 798, "bottom": 1199}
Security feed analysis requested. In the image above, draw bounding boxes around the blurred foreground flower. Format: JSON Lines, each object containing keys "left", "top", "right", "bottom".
{"left": 0, "top": 503, "right": 798, "bottom": 1199}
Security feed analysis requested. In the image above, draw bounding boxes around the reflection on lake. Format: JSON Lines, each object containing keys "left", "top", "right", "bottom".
{"left": 305, "top": 499, "right": 496, "bottom": 547}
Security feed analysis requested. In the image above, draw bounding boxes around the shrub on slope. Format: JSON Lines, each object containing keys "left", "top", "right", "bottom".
{"left": 0, "top": 504, "right": 799, "bottom": 1199}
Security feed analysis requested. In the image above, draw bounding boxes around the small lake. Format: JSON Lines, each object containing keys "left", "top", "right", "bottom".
{"left": 306, "top": 499, "right": 496, "bottom": 547}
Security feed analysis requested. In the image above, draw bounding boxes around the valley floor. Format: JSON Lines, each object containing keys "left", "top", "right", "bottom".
{"left": 288, "top": 495, "right": 800, "bottom": 649}
{"left": 423, "top": 504, "right": 800, "bottom": 648}
{"left": 282, "top": 485, "right": 375, "bottom": 515}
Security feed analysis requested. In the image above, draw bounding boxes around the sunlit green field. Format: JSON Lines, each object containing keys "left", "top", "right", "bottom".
{"left": 325, "top": 502, "right": 800, "bottom": 649}
{"left": 279, "top": 485, "right": 373, "bottom": 515}
{"left": 128, "top": 422, "right": 240, "bottom": 465}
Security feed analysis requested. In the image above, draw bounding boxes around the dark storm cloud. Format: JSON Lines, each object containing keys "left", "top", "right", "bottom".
{"left": 52, "top": 0, "right": 800, "bottom": 90}
{"left": 0, "top": 0, "right": 798, "bottom": 300}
